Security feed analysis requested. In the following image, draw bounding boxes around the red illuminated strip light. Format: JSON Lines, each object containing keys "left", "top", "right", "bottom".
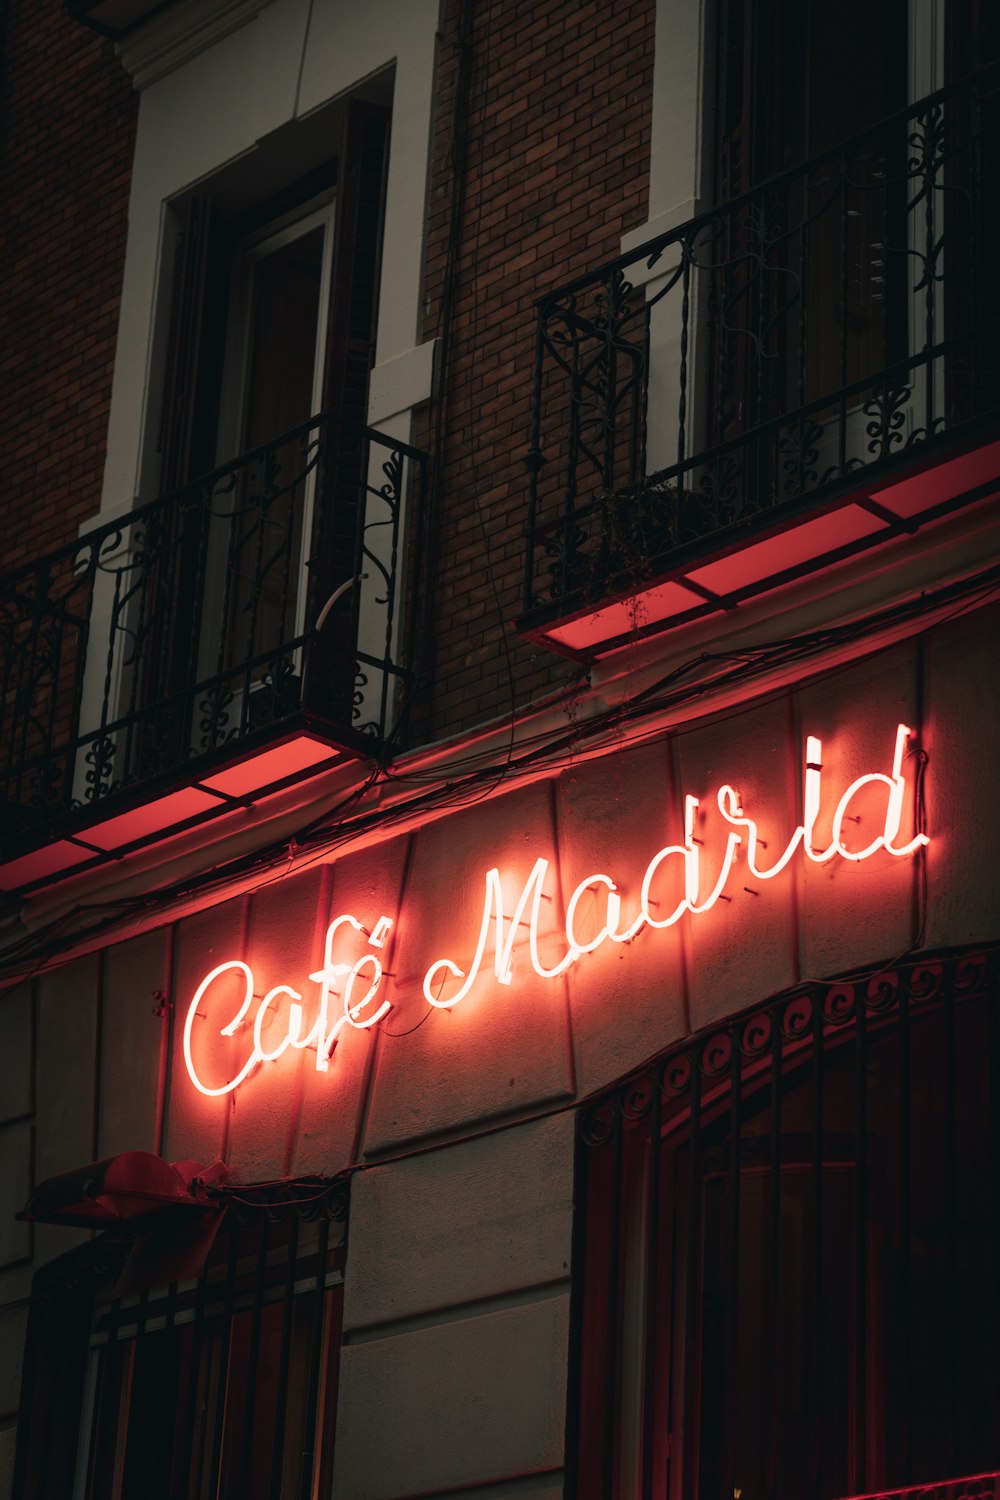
{"left": 837, "top": 1472, "right": 1000, "bottom": 1500}
{"left": 0, "top": 734, "right": 345, "bottom": 894}
{"left": 182, "top": 723, "right": 929, "bottom": 1097}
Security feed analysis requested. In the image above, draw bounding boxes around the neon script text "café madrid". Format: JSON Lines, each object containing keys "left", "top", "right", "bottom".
{"left": 183, "top": 723, "right": 929, "bottom": 1096}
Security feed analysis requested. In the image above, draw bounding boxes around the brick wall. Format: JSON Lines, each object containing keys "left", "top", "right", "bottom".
{"left": 418, "top": 0, "right": 655, "bottom": 743}
{"left": 0, "top": 2, "right": 136, "bottom": 572}
{"left": 0, "top": 0, "right": 652, "bottom": 748}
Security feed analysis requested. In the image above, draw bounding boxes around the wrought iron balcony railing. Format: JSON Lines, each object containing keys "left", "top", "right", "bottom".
{"left": 522, "top": 62, "right": 1000, "bottom": 653}
{"left": 0, "top": 413, "right": 428, "bottom": 856}
{"left": 573, "top": 943, "right": 1000, "bottom": 1498}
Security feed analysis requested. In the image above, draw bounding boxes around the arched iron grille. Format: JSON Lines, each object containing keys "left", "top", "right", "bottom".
{"left": 570, "top": 946, "right": 1000, "bottom": 1500}
{"left": 14, "top": 1177, "right": 347, "bottom": 1500}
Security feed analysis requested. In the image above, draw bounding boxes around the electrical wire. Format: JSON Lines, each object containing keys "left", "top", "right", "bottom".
{"left": 0, "top": 558, "right": 997, "bottom": 982}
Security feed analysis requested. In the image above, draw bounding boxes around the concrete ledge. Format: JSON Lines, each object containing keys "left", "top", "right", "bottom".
{"left": 344, "top": 1113, "right": 574, "bottom": 1331}
{"left": 620, "top": 199, "right": 702, "bottom": 287}
{"left": 367, "top": 340, "right": 438, "bottom": 427}
{"left": 333, "top": 1295, "right": 569, "bottom": 1498}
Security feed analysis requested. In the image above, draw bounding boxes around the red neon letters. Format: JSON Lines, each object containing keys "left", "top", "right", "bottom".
{"left": 183, "top": 915, "right": 393, "bottom": 1097}
{"left": 183, "top": 724, "right": 928, "bottom": 1094}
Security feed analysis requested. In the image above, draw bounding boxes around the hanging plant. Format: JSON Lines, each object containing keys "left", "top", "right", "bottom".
{"left": 546, "top": 477, "right": 682, "bottom": 604}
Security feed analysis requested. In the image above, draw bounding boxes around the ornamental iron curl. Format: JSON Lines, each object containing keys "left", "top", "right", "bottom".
{"left": 525, "top": 63, "right": 1000, "bottom": 621}
{"left": 0, "top": 412, "right": 428, "bottom": 848}
{"left": 701, "top": 1031, "right": 733, "bottom": 1078}
{"left": 582, "top": 1102, "right": 617, "bottom": 1148}
{"left": 661, "top": 1053, "right": 692, "bottom": 1099}
{"left": 909, "top": 960, "right": 946, "bottom": 1001}
{"left": 822, "top": 984, "right": 857, "bottom": 1028}
{"left": 621, "top": 1075, "right": 655, "bottom": 1122}
{"left": 580, "top": 944, "right": 999, "bottom": 1156}
{"left": 865, "top": 969, "right": 900, "bottom": 1014}
{"left": 781, "top": 993, "right": 814, "bottom": 1041}
{"left": 740, "top": 1011, "right": 772, "bottom": 1059}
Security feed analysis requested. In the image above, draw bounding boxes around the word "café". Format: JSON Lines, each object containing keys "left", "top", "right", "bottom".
{"left": 183, "top": 723, "right": 929, "bottom": 1096}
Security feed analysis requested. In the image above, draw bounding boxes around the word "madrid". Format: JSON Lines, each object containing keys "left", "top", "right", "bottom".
{"left": 183, "top": 723, "right": 928, "bottom": 1095}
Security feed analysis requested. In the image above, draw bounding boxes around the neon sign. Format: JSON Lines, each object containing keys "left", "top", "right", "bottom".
{"left": 183, "top": 724, "right": 928, "bottom": 1094}
{"left": 183, "top": 915, "right": 393, "bottom": 1097}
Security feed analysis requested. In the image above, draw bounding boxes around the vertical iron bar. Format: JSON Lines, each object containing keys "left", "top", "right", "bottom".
{"left": 722, "top": 1030, "right": 743, "bottom": 1500}
{"left": 381, "top": 437, "right": 402, "bottom": 735}
{"left": 406, "top": 448, "right": 429, "bottom": 693}
{"left": 945, "top": 968, "right": 958, "bottom": 1473}
{"left": 177, "top": 1242, "right": 211, "bottom": 1495}
{"left": 268, "top": 1214, "right": 300, "bottom": 1500}
{"left": 237, "top": 1215, "right": 271, "bottom": 1497}
{"left": 18, "top": 566, "right": 50, "bottom": 786}
{"left": 603, "top": 269, "right": 618, "bottom": 490}
{"left": 120, "top": 1286, "right": 151, "bottom": 1493}
{"left": 639, "top": 273, "right": 651, "bottom": 484}
{"left": 120, "top": 520, "right": 145, "bottom": 782}
{"left": 214, "top": 475, "right": 240, "bottom": 733}
{"left": 923, "top": 105, "right": 936, "bottom": 436}
{"left": 187, "top": 478, "right": 213, "bottom": 746}
{"left": 854, "top": 992, "right": 868, "bottom": 1495}
{"left": 899, "top": 983, "right": 912, "bottom": 1483}
{"left": 277, "top": 449, "right": 298, "bottom": 651}
{"left": 991, "top": 961, "right": 1000, "bottom": 1440}
{"left": 838, "top": 157, "right": 850, "bottom": 481}
{"left": 523, "top": 312, "right": 545, "bottom": 613}
{"left": 628, "top": 295, "right": 643, "bottom": 489}
{"left": 566, "top": 318, "right": 581, "bottom": 528}
{"left": 796, "top": 198, "right": 808, "bottom": 493}
{"left": 100, "top": 567, "right": 124, "bottom": 747}
{"left": 207, "top": 1216, "right": 241, "bottom": 1499}
{"left": 64, "top": 556, "right": 96, "bottom": 812}
{"left": 298, "top": 1214, "right": 331, "bottom": 1500}
{"left": 98, "top": 1296, "right": 123, "bottom": 1500}
{"left": 966, "top": 84, "right": 982, "bottom": 419}
{"left": 153, "top": 496, "right": 181, "bottom": 769}
{"left": 245, "top": 447, "right": 270, "bottom": 708}
{"left": 677, "top": 243, "right": 690, "bottom": 472}
{"left": 45, "top": 572, "right": 64, "bottom": 790}
{"left": 711, "top": 228, "right": 727, "bottom": 522}
{"left": 641, "top": 1083, "right": 663, "bottom": 1500}
{"left": 751, "top": 190, "right": 767, "bottom": 502}
{"left": 763, "top": 1010, "right": 783, "bottom": 1500}
{"left": 810, "top": 994, "right": 825, "bottom": 1500}
{"left": 682, "top": 1051, "right": 703, "bottom": 1500}
{"left": 8, "top": 572, "right": 30, "bottom": 799}
{"left": 0, "top": 581, "right": 16, "bottom": 777}
{"left": 601, "top": 1104, "right": 624, "bottom": 1498}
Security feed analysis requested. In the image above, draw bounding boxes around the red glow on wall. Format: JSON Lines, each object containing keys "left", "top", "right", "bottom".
{"left": 837, "top": 1472, "right": 1000, "bottom": 1500}
{"left": 180, "top": 723, "right": 928, "bottom": 1097}
{"left": 82, "top": 786, "right": 223, "bottom": 851}
{"left": 197, "top": 734, "right": 343, "bottom": 798}
{"left": 525, "top": 437, "right": 1000, "bottom": 659}
{"left": 685, "top": 504, "right": 883, "bottom": 595}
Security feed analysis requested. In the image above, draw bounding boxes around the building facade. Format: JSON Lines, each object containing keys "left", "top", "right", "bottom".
{"left": 1, "top": 2, "right": 999, "bottom": 1497}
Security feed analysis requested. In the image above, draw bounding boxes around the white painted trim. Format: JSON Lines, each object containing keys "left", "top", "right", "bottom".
{"left": 620, "top": 201, "right": 701, "bottom": 259}
{"left": 367, "top": 339, "right": 437, "bottom": 426}
{"left": 77, "top": 496, "right": 139, "bottom": 538}
{"left": 620, "top": 200, "right": 703, "bottom": 288}
{"left": 117, "top": 0, "right": 273, "bottom": 91}
{"left": 647, "top": 0, "right": 711, "bottom": 226}
{"left": 100, "top": 0, "right": 441, "bottom": 518}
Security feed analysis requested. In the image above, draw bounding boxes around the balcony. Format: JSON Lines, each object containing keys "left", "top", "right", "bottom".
{"left": 0, "top": 414, "right": 428, "bottom": 892}
{"left": 520, "top": 63, "right": 1000, "bottom": 659}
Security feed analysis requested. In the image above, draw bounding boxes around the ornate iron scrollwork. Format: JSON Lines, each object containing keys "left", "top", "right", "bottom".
{"left": 526, "top": 64, "right": 1000, "bottom": 623}
{"left": 0, "top": 412, "right": 429, "bottom": 845}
